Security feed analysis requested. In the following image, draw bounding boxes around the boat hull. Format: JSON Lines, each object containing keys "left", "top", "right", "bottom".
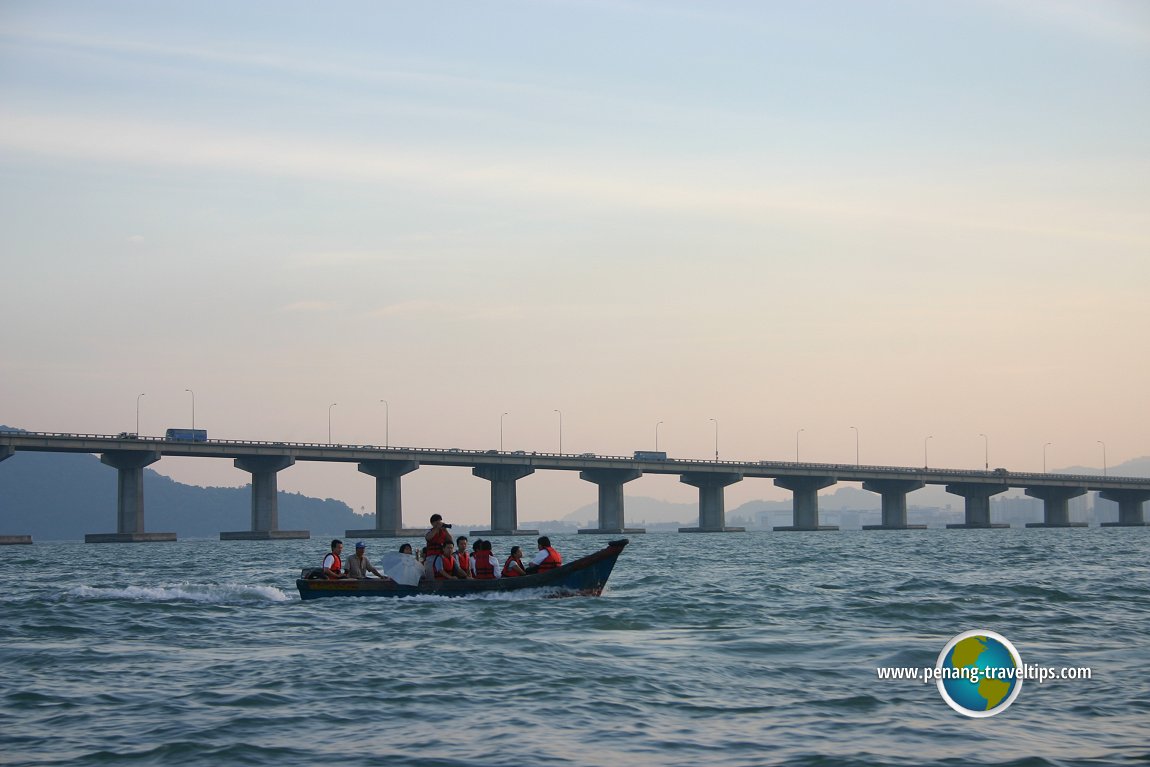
{"left": 296, "top": 539, "right": 629, "bottom": 600}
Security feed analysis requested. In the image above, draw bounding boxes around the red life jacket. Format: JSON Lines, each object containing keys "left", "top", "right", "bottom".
{"left": 457, "top": 551, "right": 471, "bottom": 572}
{"left": 473, "top": 551, "right": 496, "bottom": 580}
{"left": 502, "top": 556, "right": 524, "bottom": 578}
{"left": 536, "top": 546, "right": 563, "bottom": 572}
{"left": 426, "top": 527, "right": 450, "bottom": 557}
{"left": 324, "top": 553, "right": 342, "bottom": 580}
{"left": 435, "top": 554, "right": 458, "bottom": 580}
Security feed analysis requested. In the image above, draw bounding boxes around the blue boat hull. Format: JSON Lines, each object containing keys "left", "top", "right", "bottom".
{"left": 296, "top": 539, "right": 629, "bottom": 600}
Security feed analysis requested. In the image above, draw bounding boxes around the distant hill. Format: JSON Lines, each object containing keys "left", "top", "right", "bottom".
{"left": 0, "top": 445, "right": 369, "bottom": 540}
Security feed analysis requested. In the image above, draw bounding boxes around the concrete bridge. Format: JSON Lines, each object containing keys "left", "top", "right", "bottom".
{"left": 2, "top": 431, "right": 1149, "bottom": 542}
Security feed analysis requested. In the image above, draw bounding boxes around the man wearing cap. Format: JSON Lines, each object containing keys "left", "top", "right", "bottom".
{"left": 346, "top": 541, "right": 390, "bottom": 580}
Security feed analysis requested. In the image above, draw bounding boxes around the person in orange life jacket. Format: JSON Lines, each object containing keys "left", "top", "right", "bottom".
{"left": 455, "top": 536, "right": 471, "bottom": 574}
{"left": 322, "top": 539, "right": 350, "bottom": 580}
{"left": 431, "top": 541, "right": 470, "bottom": 580}
{"left": 346, "top": 541, "right": 391, "bottom": 580}
{"left": 525, "top": 536, "right": 563, "bottom": 574}
{"left": 424, "top": 514, "right": 452, "bottom": 558}
{"left": 470, "top": 539, "right": 500, "bottom": 580}
{"left": 502, "top": 545, "right": 527, "bottom": 578}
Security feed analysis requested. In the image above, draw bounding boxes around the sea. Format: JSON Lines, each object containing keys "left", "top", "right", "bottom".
{"left": 1, "top": 528, "right": 1147, "bottom": 767}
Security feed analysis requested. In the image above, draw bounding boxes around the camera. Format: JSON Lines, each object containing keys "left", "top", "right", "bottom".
{"left": 442, "top": 523, "right": 453, "bottom": 529}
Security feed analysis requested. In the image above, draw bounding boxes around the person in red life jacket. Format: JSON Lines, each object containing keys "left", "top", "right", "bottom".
{"left": 431, "top": 541, "right": 470, "bottom": 580}
{"left": 470, "top": 539, "right": 500, "bottom": 580}
{"left": 424, "top": 514, "right": 452, "bottom": 558}
{"left": 322, "top": 539, "right": 349, "bottom": 580}
{"left": 502, "top": 545, "right": 528, "bottom": 578}
{"left": 455, "top": 536, "right": 471, "bottom": 575}
{"left": 526, "top": 536, "right": 563, "bottom": 573}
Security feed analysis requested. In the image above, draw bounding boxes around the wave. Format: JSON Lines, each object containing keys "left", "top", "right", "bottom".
{"left": 66, "top": 583, "right": 291, "bottom": 603}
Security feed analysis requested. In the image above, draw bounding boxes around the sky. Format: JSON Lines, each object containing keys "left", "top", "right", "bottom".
{"left": 1, "top": 0, "right": 1148, "bottom": 525}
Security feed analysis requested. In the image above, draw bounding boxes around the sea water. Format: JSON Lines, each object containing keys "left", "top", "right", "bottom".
{"left": 1, "top": 528, "right": 1147, "bottom": 767}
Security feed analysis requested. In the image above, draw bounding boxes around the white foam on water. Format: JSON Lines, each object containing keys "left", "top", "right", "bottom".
{"left": 68, "top": 583, "right": 291, "bottom": 603}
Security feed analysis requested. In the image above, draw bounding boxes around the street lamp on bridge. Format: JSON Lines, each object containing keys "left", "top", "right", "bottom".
{"left": 185, "top": 389, "right": 195, "bottom": 432}
{"left": 796, "top": 428, "right": 804, "bottom": 462}
{"left": 655, "top": 421, "right": 664, "bottom": 452}
{"left": 328, "top": 403, "right": 338, "bottom": 444}
{"left": 710, "top": 418, "right": 718, "bottom": 461}
{"left": 553, "top": 409, "right": 563, "bottom": 454}
{"left": 1097, "top": 440, "right": 1107, "bottom": 477}
{"left": 500, "top": 412, "right": 509, "bottom": 452}
{"left": 1043, "top": 442, "right": 1052, "bottom": 473}
{"left": 380, "top": 399, "right": 389, "bottom": 448}
{"left": 849, "top": 425, "right": 859, "bottom": 466}
{"left": 924, "top": 435, "right": 933, "bottom": 469}
{"left": 979, "top": 433, "right": 989, "bottom": 471}
{"left": 136, "top": 393, "right": 145, "bottom": 435}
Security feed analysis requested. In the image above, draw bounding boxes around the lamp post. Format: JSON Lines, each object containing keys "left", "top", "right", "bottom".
{"left": 710, "top": 418, "right": 719, "bottom": 461}
{"left": 500, "top": 412, "right": 509, "bottom": 452}
{"left": 655, "top": 421, "right": 663, "bottom": 452}
{"left": 849, "top": 425, "right": 859, "bottom": 466}
{"left": 185, "top": 389, "right": 195, "bottom": 432}
{"left": 1097, "top": 440, "right": 1107, "bottom": 477}
{"left": 136, "top": 393, "right": 145, "bottom": 435}
{"left": 979, "top": 433, "right": 989, "bottom": 471}
{"left": 379, "top": 399, "right": 389, "bottom": 448}
{"left": 328, "top": 403, "right": 338, "bottom": 444}
{"left": 796, "top": 428, "right": 804, "bottom": 462}
{"left": 924, "top": 435, "right": 933, "bottom": 469}
{"left": 553, "top": 409, "right": 563, "bottom": 454}
{"left": 1043, "top": 442, "right": 1052, "bottom": 473}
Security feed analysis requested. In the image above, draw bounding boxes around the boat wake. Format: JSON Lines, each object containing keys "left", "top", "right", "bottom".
{"left": 67, "top": 583, "right": 291, "bottom": 603}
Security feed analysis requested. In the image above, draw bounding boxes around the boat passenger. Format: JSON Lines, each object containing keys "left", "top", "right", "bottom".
{"left": 346, "top": 541, "right": 391, "bottom": 580}
{"left": 455, "top": 536, "right": 471, "bottom": 574}
{"left": 322, "top": 539, "right": 348, "bottom": 580}
{"left": 431, "top": 541, "right": 470, "bottom": 580}
{"left": 526, "top": 536, "right": 563, "bottom": 573}
{"left": 502, "top": 546, "right": 527, "bottom": 578}
{"left": 424, "top": 514, "right": 452, "bottom": 558}
{"left": 471, "top": 539, "right": 500, "bottom": 580}
{"left": 398, "top": 543, "right": 413, "bottom": 555}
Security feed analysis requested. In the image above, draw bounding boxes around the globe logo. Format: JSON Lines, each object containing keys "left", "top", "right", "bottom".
{"left": 936, "top": 630, "right": 1023, "bottom": 718}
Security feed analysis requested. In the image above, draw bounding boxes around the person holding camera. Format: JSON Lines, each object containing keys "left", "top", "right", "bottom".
{"left": 424, "top": 514, "right": 452, "bottom": 559}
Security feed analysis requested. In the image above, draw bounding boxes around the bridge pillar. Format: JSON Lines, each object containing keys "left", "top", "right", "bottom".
{"left": 1024, "top": 486, "right": 1088, "bottom": 527}
{"left": 1099, "top": 489, "right": 1150, "bottom": 527}
{"left": 86, "top": 450, "right": 175, "bottom": 543}
{"left": 221, "top": 456, "right": 309, "bottom": 540}
{"left": 945, "top": 483, "right": 1010, "bottom": 528}
{"left": 0, "top": 447, "right": 32, "bottom": 545}
{"left": 862, "top": 479, "right": 927, "bottom": 530}
{"left": 578, "top": 468, "right": 645, "bottom": 534}
{"left": 773, "top": 476, "right": 838, "bottom": 531}
{"left": 679, "top": 472, "right": 744, "bottom": 532}
{"left": 347, "top": 460, "right": 424, "bottom": 538}
{"left": 470, "top": 465, "right": 538, "bottom": 536}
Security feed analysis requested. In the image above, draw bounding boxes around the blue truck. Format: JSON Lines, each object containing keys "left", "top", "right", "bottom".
{"left": 165, "top": 428, "right": 208, "bottom": 442}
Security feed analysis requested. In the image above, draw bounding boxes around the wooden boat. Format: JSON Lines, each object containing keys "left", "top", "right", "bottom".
{"left": 296, "top": 539, "right": 629, "bottom": 600}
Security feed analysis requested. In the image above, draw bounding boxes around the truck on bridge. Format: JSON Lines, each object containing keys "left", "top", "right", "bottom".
{"left": 633, "top": 450, "right": 668, "bottom": 461}
{"left": 165, "top": 428, "right": 208, "bottom": 442}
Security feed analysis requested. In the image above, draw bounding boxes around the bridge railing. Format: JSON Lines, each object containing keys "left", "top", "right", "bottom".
{"left": 0, "top": 429, "right": 1142, "bottom": 485}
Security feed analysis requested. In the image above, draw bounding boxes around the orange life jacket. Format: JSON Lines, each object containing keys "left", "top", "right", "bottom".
{"left": 435, "top": 554, "right": 458, "bottom": 580}
{"left": 457, "top": 551, "right": 471, "bottom": 572}
{"left": 536, "top": 546, "right": 563, "bottom": 572}
{"left": 502, "top": 556, "right": 524, "bottom": 578}
{"left": 473, "top": 551, "right": 496, "bottom": 580}
{"left": 324, "top": 553, "right": 342, "bottom": 579}
{"left": 426, "top": 527, "right": 450, "bottom": 557}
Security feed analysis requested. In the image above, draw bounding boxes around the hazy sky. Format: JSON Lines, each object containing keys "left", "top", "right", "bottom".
{"left": 2, "top": 1, "right": 1148, "bottom": 525}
